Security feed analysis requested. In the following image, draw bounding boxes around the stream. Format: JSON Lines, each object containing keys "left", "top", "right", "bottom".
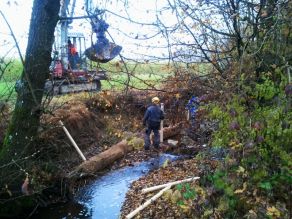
{"left": 31, "top": 153, "right": 182, "bottom": 219}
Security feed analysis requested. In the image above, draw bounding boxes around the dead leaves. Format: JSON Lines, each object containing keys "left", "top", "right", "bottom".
{"left": 266, "top": 206, "right": 281, "bottom": 218}
{"left": 120, "top": 159, "right": 201, "bottom": 218}
{"left": 162, "top": 159, "right": 169, "bottom": 168}
{"left": 234, "top": 182, "right": 247, "bottom": 194}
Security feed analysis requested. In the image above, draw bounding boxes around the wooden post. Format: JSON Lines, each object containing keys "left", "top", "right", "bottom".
{"left": 141, "top": 176, "right": 200, "bottom": 194}
{"left": 160, "top": 103, "right": 164, "bottom": 143}
{"left": 59, "top": 120, "right": 87, "bottom": 161}
{"left": 288, "top": 66, "right": 291, "bottom": 83}
{"left": 126, "top": 185, "right": 171, "bottom": 219}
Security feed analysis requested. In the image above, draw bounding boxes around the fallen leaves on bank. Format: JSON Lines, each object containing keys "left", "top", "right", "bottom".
{"left": 120, "top": 158, "right": 219, "bottom": 218}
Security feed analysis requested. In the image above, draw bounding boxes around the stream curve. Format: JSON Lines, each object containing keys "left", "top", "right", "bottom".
{"left": 31, "top": 153, "right": 181, "bottom": 219}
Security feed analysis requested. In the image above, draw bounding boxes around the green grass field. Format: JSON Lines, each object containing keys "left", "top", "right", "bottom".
{"left": 100, "top": 63, "right": 173, "bottom": 90}
{"left": 0, "top": 59, "right": 22, "bottom": 102}
{"left": 0, "top": 58, "right": 210, "bottom": 102}
{"left": 0, "top": 81, "right": 18, "bottom": 102}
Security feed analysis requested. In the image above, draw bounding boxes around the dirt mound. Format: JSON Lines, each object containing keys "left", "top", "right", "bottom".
{"left": 41, "top": 101, "right": 105, "bottom": 151}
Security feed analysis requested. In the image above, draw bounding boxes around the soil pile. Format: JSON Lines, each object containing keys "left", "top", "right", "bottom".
{"left": 41, "top": 101, "right": 105, "bottom": 154}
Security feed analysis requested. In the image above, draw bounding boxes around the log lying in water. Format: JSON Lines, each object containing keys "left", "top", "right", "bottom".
{"left": 69, "top": 140, "right": 131, "bottom": 177}
{"left": 68, "top": 123, "right": 182, "bottom": 178}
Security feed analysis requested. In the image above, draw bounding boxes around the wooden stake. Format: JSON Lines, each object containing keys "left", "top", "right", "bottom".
{"left": 288, "top": 66, "right": 291, "bottom": 83}
{"left": 126, "top": 185, "right": 171, "bottom": 219}
{"left": 142, "top": 176, "right": 200, "bottom": 194}
{"left": 59, "top": 120, "right": 86, "bottom": 161}
{"left": 187, "top": 110, "right": 190, "bottom": 121}
{"left": 160, "top": 103, "right": 164, "bottom": 143}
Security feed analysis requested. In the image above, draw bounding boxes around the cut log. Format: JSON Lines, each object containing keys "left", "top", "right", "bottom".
{"left": 68, "top": 123, "right": 183, "bottom": 178}
{"left": 68, "top": 140, "right": 131, "bottom": 178}
{"left": 126, "top": 185, "right": 171, "bottom": 219}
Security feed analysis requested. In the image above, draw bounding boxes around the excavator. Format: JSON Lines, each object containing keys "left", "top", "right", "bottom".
{"left": 45, "top": 0, "right": 122, "bottom": 95}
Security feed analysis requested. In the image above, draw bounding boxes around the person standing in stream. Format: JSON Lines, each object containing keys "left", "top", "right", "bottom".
{"left": 143, "top": 97, "right": 164, "bottom": 151}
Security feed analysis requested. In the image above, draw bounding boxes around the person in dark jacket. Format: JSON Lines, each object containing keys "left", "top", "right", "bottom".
{"left": 143, "top": 97, "right": 164, "bottom": 150}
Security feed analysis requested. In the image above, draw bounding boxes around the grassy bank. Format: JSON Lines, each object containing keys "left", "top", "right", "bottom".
{"left": 0, "top": 59, "right": 22, "bottom": 101}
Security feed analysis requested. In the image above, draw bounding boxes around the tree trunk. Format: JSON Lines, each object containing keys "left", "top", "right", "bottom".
{"left": 0, "top": 0, "right": 60, "bottom": 187}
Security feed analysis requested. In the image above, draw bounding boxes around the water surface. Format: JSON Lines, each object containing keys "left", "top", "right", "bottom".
{"left": 32, "top": 153, "right": 180, "bottom": 219}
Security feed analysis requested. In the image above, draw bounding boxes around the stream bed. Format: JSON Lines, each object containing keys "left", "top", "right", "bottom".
{"left": 31, "top": 153, "right": 182, "bottom": 219}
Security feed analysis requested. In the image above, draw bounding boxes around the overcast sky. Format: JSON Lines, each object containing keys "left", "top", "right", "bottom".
{"left": 0, "top": 0, "right": 32, "bottom": 58}
{"left": 0, "top": 0, "right": 176, "bottom": 60}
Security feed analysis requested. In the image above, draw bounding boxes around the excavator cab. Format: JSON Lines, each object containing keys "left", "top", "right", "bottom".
{"left": 51, "top": 32, "right": 86, "bottom": 75}
{"left": 47, "top": 31, "right": 108, "bottom": 95}
{"left": 67, "top": 33, "right": 84, "bottom": 70}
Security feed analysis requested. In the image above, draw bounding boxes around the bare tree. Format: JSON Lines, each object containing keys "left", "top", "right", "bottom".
{"left": 0, "top": 0, "right": 60, "bottom": 189}
{"left": 151, "top": 0, "right": 291, "bottom": 76}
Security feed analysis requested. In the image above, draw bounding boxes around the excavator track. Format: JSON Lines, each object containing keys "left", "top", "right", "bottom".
{"left": 45, "top": 71, "right": 106, "bottom": 95}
